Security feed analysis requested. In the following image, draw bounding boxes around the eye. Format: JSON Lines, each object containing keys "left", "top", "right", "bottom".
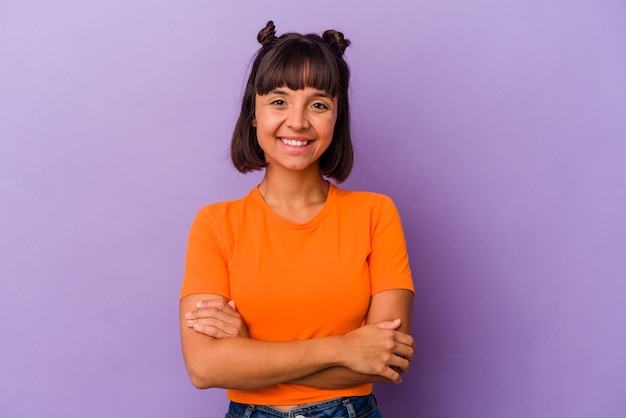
{"left": 270, "top": 99, "right": 286, "bottom": 106}
{"left": 312, "top": 102, "right": 329, "bottom": 110}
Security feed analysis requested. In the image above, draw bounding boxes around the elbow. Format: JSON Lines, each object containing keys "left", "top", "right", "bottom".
{"left": 186, "top": 363, "right": 258, "bottom": 391}
{"left": 186, "top": 365, "right": 219, "bottom": 389}
{"left": 189, "top": 376, "right": 211, "bottom": 390}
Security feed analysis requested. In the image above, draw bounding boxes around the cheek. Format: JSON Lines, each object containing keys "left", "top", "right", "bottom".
{"left": 254, "top": 110, "right": 279, "bottom": 131}
{"left": 324, "top": 119, "right": 338, "bottom": 139}
{"left": 327, "top": 111, "right": 339, "bottom": 135}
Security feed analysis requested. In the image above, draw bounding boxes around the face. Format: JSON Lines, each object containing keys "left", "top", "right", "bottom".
{"left": 253, "top": 86, "right": 338, "bottom": 175}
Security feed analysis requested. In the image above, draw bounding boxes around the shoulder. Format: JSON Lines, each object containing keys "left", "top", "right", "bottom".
{"left": 196, "top": 189, "right": 256, "bottom": 217}
{"left": 333, "top": 186, "right": 399, "bottom": 213}
{"left": 330, "top": 186, "right": 404, "bottom": 232}
{"left": 192, "top": 189, "right": 258, "bottom": 229}
{"left": 196, "top": 199, "right": 240, "bottom": 218}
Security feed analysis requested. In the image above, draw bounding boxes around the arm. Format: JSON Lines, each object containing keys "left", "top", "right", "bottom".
{"left": 288, "top": 289, "right": 414, "bottom": 389}
{"left": 186, "top": 289, "right": 414, "bottom": 389}
{"left": 286, "top": 195, "right": 416, "bottom": 389}
{"left": 180, "top": 293, "right": 413, "bottom": 390}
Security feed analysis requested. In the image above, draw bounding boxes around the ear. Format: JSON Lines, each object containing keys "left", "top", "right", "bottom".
{"left": 251, "top": 118, "right": 257, "bottom": 127}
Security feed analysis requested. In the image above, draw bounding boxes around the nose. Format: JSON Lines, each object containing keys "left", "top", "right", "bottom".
{"left": 286, "top": 106, "right": 310, "bottom": 130}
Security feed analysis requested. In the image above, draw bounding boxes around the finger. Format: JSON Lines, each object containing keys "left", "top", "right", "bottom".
{"left": 192, "top": 322, "right": 230, "bottom": 338}
{"left": 195, "top": 298, "right": 232, "bottom": 310}
{"left": 194, "top": 299, "right": 222, "bottom": 309}
{"left": 375, "top": 319, "right": 401, "bottom": 330}
{"left": 381, "top": 366, "right": 403, "bottom": 384}
{"left": 393, "top": 338, "right": 415, "bottom": 360}
{"left": 195, "top": 310, "right": 244, "bottom": 329}
{"left": 388, "top": 353, "right": 411, "bottom": 373}
{"left": 191, "top": 318, "right": 239, "bottom": 338}
{"left": 186, "top": 306, "right": 240, "bottom": 321}
{"left": 186, "top": 299, "right": 230, "bottom": 319}
{"left": 393, "top": 331, "right": 415, "bottom": 348}
{"left": 395, "top": 348, "right": 414, "bottom": 364}
{"left": 204, "top": 311, "right": 245, "bottom": 329}
{"left": 391, "top": 362, "right": 411, "bottom": 373}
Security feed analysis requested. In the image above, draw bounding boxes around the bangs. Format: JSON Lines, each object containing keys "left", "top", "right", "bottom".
{"left": 255, "top": 36, "right": 340, "bottom": 97}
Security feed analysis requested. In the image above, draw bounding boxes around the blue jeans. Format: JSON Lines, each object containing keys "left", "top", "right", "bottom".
{"left": 225, "top": 394, "right": 383, "bottom": 417}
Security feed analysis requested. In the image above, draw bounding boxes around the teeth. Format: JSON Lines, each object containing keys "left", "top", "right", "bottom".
{"left": 280, "top": 138, "right": 310, "bottom": 147}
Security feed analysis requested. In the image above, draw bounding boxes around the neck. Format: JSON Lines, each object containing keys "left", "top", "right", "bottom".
{"left": 258, "top": 166, "right": 329, "bottom": 207}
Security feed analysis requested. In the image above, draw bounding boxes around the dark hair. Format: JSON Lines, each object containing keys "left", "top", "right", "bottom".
{"left": 230, "top": 21, "right": 353, "bottom": 182}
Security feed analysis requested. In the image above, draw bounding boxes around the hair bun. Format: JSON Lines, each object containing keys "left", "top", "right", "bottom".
{"left": 323, "top": 30, "right": 351, "bottom": 55}
{"left": 257, "top": 21, "right": 277, "bottom": 46}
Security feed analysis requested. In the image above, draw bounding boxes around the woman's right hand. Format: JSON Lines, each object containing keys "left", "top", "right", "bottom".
{"left": 341, "top": 319, "right": 414, "bottom": 383}
{"left": 185, "top": 298, "right": 250, "bottom": 339}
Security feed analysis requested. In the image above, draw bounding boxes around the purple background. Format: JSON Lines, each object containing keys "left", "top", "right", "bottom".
{"left": 1, "top": 1, "right": 625, "bottom": 417}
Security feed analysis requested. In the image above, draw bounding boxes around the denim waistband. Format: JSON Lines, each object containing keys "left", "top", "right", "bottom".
{"left": 226, "top": 394, "right": 380, "bottom": 418}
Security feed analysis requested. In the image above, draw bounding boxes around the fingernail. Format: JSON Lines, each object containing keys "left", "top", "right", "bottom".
{"left": 196, "top": 301, "right": 202, "bottom": 307}
{"left": 185, "top": 312, "right": 192, "bottom": 318}
{"left": 186, "top": 320, "right": 193, "bottom": 327}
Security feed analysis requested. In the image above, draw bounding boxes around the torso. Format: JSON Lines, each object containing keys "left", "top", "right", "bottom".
{"left": 180, "top": 184, "right": 413, "bottom": 406}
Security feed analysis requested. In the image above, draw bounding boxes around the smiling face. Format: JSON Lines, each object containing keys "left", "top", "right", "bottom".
{"left": 230, "top": 32, "right": 354, "bottom": 182}
{"left": 253, "top": 86, "right": 338, "bottom": 175}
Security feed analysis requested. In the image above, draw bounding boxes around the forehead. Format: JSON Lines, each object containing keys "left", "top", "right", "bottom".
{"left": 255, "top": 40, "right": 340, "bottom": 96}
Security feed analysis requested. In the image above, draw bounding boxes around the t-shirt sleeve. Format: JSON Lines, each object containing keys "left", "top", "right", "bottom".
{"left": 179, "top": 206, "right": 230, "bottom": 300}
{"left": 369, "top": 195, "right": 414, "bottom": 295}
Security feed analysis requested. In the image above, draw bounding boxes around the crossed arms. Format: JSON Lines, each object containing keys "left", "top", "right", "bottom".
{"left": 179, "top": 288, "right": 414, "bottom": 391}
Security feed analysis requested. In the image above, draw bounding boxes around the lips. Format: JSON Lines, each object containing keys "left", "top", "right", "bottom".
{"left": 278, "top": 137, "right": 312, "bottom": 147}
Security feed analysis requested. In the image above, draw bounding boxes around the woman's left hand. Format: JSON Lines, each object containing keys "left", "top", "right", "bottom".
{"left": 185, "top": 298, "right": 250, "bottom": 339}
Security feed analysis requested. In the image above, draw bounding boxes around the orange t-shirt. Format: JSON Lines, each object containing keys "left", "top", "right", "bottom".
{"left": 180, "top": 183, "right": 414, "bottom": 405}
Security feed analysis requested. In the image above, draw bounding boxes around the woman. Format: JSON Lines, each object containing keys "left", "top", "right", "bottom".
{"left": 180, "top": 21, "right": 415, "bottom": 417}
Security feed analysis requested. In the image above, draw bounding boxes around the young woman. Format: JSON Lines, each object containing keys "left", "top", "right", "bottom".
{"left": 180, "top": 21, "right": 415, "bottom": 417}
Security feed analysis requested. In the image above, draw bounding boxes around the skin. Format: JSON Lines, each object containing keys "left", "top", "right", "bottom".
{"left": 253, "top": 86, "right": 337, "bottom": 176}
{"left": 181, "top": 293, "right": 413, "bottom": 384}
{"left": 180, "top": 86, "right": 415, "bottom": 411}
{"left": 184, "top": 289, "right": 414, "bottom": 387}
{"left": 252, "top": 86, "right": 338, "bottom": 223}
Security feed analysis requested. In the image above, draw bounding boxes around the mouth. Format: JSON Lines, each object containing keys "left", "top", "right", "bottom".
{"left": 278, "top": 137, "right": 313, "bottom": 147}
